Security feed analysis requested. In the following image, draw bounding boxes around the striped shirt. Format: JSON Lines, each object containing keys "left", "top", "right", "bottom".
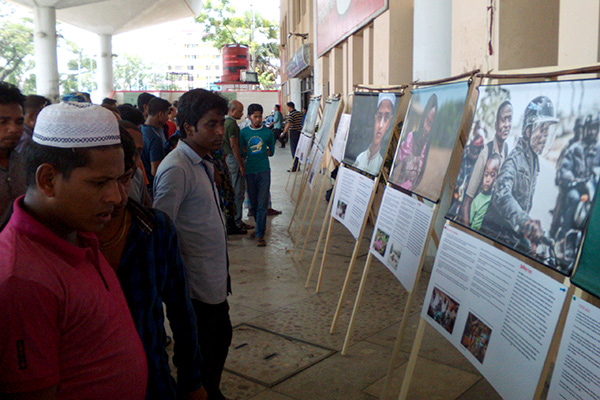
{"left": 287, "top": 109, "right": 303, "bottom": 131}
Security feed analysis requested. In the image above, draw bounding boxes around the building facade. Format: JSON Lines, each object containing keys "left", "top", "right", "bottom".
{"left": 280, "top": 0, "right": 600, "bottom": 112}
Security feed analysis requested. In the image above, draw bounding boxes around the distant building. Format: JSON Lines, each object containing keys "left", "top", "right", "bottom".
{"left": 164, "top": 25, "right": 222, "bottom": 91}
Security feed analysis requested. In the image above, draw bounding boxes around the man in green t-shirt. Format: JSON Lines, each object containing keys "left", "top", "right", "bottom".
{"left": 224, "top": 100, "right": 253, "bottom": 231}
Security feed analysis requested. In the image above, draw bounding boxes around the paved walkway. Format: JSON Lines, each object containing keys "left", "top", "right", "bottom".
{"left": 174, "top": 147, "right": 502, "bottom": 400}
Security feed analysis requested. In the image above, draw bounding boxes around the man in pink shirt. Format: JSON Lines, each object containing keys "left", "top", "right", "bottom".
{"left": 0, "top": 102, "right": 147, "bottom": 399}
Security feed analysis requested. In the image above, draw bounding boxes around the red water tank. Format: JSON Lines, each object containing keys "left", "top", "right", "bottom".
{"left": 221, "top": 44, "right": 249, "bottom": 82}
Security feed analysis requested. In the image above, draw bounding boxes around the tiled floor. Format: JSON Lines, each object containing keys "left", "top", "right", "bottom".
{"left": 173, "top": 148, "right": 503, "bottom": 400}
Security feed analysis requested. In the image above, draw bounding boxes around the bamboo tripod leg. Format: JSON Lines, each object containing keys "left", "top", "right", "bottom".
{"left": 341, "top": 251, "right": 374, "bottom": 355}
{"left": 292, "top": 180, "right": 317, "bottom": 258}
{"left": 380, "top": 286, "right": 420, "bottom": 399}
{"left": 290, "top": 160, "right": 302, "bottom": 198}
{"left": 397, "top": 317, "right": 427, "bottom": 400}
{"left": 287, "top": 160, "right": 311, "bottom": 234}
{"left": 330, "top": 236, "right": 363, "bottom": 333}
{"left": 315, "top": 215, "right": 335, "bottom": 293}
{"left": 299, "top": 171, "right": 329, "bottom": 261}
{"left": 284, "top": 156, "right": 296, "bottom": 191}
{"left": 287, "top": 176, "right": 309, "bottom": 236}
{"left": 305, "top": 185, "right": 336, "bottom": 288}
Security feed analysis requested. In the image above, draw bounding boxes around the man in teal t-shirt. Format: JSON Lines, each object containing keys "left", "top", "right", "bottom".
{"left": 240, "top": 103, "right": 275, "bottom": 246}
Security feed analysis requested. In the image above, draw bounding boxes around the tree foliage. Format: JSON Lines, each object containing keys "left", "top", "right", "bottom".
{"left": 113, "top": 53, "right": 168, "bottom": 91}
{"left": 196, "top": 0, "right": 280, "bottom": 89}
{"left": 0, "top": 16, "right": 35, "bottom": 91}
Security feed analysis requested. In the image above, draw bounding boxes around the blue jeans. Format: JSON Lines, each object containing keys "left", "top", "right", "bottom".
{"left": 246, "top": 170, "right": 271, "bottom": 239}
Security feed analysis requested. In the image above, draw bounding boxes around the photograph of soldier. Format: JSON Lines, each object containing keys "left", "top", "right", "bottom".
{"left": 302, "top": 98, "right": 320, "bottom": 136}
{"left": 389, "top": 81, "right": 469, "bottom": 201}
{"left": 314, "top": 98, "right": 342, "bottom": 152}
{"left": 342, "top": 92, "right": 402, "bottom": 177}
{"left": 446, "top": 80, "right": 600, "bottom": 275}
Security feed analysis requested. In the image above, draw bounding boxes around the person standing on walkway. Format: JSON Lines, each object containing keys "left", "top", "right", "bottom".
{"left": 269, "top": 104, "right": 284, "bottom": 148}
{"left": 99, "top": 127, "right": 206, "bottom": 400}
{"left": 153, "top": 89, "right": 232, "bottom": 400}
{"left": 280, "top": 101, "right": 303, "bottom": 172}
{"left": 240, "top": 104, "right": 275, "bottom": 247}
{"left": 0, "top": 102, "right": 147, "bottom": 399}
{"left": 224, "top": 100, "right": 253, "bottom": 232}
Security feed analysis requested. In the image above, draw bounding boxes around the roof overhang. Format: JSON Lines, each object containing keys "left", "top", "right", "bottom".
{"left": 7, "top": 0, "right": 204, "bottom": 35}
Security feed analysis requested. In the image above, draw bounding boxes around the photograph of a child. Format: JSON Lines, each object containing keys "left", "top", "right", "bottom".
{"left": 343, "top": 92, "right": 402, "bottom": 177}
{"left": 372, "top": 228, "right": 390, "bottom": 256}
{"left": 336, "top": 200, "right": 347, "bottom": 219}
{"left": 426, "top": 287, "right": 460, "bottom": 334}
{"left": 389, "top": 81, "right": 469, "bottom": 201}
{"left": 446, "top": 79, "right": 600, "bottom": 276}
{"left": 387, "top": 244, "right": 402, "bottom": 270}
{"left": 460, "top": 312, "right": 492, "bottom": 364}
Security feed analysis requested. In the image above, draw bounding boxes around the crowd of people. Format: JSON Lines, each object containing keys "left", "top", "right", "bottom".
{"left": 0, "top": 82, "right": 304, "bottom": 399}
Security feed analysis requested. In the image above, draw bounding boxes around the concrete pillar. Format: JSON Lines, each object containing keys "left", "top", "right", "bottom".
{"left": 414, "top": 0, "right": 451, "bottom": 80}
{"left": 33, "top": 6, "right": 59, "bottom": 102}
{"left": 348, "top": 33, "right": 363, "bottom": 107}
{"left": 372, "top": 0, "right": 413, "bottom": 86}
{"left": 498, "top": 0, "right": 559, "bottom": 70}
{"left": 558, "top": 0, "right": 600, "bottom": 66}
{"left": 329, "top": 46, "right": 343, "bottom": 95}
{"left": 98, "top": 34, "right": 114, "bottom": 100}
{"left": 290, "top": 78, "right": 302, "bottom": 109}
{"left": 362, "top": 24, "right": 374, "bottom": 85}
{"left": 319, "top": 53, "right": 330, "bottom": 97}
{"left": 312, "top": 0, "right": 322, "bottom": 96}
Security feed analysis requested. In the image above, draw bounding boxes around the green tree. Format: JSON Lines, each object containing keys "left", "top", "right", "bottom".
{"left": 196, "top": 0, "right": 279, "bottom": 89}
{"left": 59, "top": 40, "right": 98, "bottom": 94}
{"left": 0, "top": 17, "right": 34, "bottom": 89}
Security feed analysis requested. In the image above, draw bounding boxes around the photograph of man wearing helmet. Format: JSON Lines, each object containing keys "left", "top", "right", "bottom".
{"left": 446, "top": 79, "right": 600, "bottom": 275}
{"left": 479, "top": 95, "right": 559, "bottom": 256}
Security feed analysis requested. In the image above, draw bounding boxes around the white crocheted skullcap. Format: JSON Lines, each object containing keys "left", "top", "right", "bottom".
{"left": 377, "top": 93, "right": 396, "bottom": 109}
{"left": 33, "top": 102, "right": 121, "bottom": 148}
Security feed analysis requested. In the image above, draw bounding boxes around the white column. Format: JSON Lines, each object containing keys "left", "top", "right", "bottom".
{"left": 33, "top": 6, "right": 59, "bottom": 102}
{"left": 290, "top": 78, "right": 302, "bottom": 108}
{"left": 97, "top": 34, "right": 114, "bottom": 101}
{"left": 312, "top": 0, "right": 322, "bottom": 97}
{"left": 414, "top": 0, "right": 451, "bottom": 81}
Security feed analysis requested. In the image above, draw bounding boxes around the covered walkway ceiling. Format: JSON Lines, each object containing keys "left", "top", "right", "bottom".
{"left": 7, "top": 0, "right": 204, "bottom": 35}
{"left": 6, "top": 0, "right": 205, "bottom": 100}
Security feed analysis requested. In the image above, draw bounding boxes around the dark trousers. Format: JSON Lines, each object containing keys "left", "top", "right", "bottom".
{"left": 191, "top": 299, "right": 232, "bottom": 400}
{"left": 290, "top": 129, "right": 301, "bottom": 170}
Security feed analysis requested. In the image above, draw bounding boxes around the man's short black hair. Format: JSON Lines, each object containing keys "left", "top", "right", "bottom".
{"left": 248, "top": 103, "right": 263, "bottom": 115}
{"left": 286, "top": 101, "right": 295, "bottom": 109}
{"left": 22, "top": 142, "right": 122, "bottom": 187}
{"left": 147, "top": 97, "right": 171, "bottom": 117}
{"left": 118, "top": 122, "right": 137, "bottom": 173}
{"left": 117, "top": 104, "right": 145, "bottom": 126}
{"left": 102, "top": 97, "right": 117, "bottom": 106}
{"left": 0, "top": 82, "right": 25, "bottom": 107}
{"left": 137, "top": 92, "right": 156, "bottom": 111}
{"left": 24, "top": 95, "right": 50, "bottom": 114}
{"left": 176, "top": 89, "right": 228, "bottom": 138}
{"left": 275, "top": 104, "right": 280, "bottom": 111}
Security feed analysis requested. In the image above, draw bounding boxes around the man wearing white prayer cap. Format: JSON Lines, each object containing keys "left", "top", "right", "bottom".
{"left": 352, "top": 92, "right": 396, "bottom": 176}
{"left": 0, "top": 102, "right": 147, "bottom": 400}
